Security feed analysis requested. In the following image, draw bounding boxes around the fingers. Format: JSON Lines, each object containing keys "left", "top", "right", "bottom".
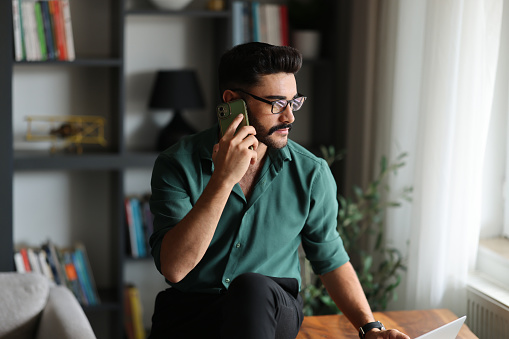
{"left": 224, "top": 114, "right": 244, "bottom": 136}
{"left": 212, "top": 144, "right": 219, "bottom": 162}
{"left": 224, "top": 114, "right": 256, "bottom": 140}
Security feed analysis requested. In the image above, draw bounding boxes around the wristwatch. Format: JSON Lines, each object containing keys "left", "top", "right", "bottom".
{"left": 359, "top": 321, "right": 385, "bottom": 338}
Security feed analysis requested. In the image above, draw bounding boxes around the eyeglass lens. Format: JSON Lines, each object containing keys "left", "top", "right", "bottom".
{"left": 272, "top": 97, "right": 306, "bottom": 114}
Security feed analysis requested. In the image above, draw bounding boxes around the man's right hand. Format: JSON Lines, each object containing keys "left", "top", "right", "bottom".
{"left": 212, "top": 114, "right": 258, "bottom": 187}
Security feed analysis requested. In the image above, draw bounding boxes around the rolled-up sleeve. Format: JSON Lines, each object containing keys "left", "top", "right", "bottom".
{"left": 301, "top": 160, "right": 349, "bottom": 275}
{"left": 149, "top": 153, "right": 193, "bottom": 273}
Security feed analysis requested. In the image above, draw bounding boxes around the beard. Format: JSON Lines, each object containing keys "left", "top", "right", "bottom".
{"left": 247, "top": 109, "right": 293, "bottom": 150}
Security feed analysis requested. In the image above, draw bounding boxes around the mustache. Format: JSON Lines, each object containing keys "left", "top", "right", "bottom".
{"left": 268, "top": 123, "right": 293, "bottom": 135}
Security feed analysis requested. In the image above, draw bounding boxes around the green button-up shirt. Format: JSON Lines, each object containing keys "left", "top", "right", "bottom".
{"left": 149, "top": 125, "right": 349, "bottom": 294}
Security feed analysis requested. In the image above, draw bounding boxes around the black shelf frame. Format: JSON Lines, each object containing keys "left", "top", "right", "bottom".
{"left": 0, "top": 0, "right": 14, "bottom": 273}
{"left": 14, "top": 153, "right": 158, "bottom": 171}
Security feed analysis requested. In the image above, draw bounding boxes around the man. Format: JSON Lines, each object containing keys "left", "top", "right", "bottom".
{"left": 148, "top": 42, "right": 409, "bottom": 339}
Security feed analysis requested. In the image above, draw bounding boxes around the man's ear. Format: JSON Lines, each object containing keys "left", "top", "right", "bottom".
{"left": 222, "top": 89, "right": 241, "bottom": 103}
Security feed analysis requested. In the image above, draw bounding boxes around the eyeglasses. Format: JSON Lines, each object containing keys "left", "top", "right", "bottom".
{"left": 233, "top": 89, "right": 307, "bottom": 114}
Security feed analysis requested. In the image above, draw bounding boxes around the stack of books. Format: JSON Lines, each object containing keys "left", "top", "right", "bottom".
{"left": 13, "top": 241, "right": 100, "bottom": 306}
{"left": 232, "top": 1, "right": 289, "bottom": 47}
{"left": 11, "top": 0, "right": 76, "bottom": 61}
{"left": 125, "top": 194, "right": 154, "bottom": 259}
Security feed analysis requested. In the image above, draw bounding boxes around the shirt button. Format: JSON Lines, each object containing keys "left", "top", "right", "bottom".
{"left": 225, "top": 278, "right": 231, "bottom": 283}
{"left": 235, "top": 243, "right": 241, "bottom": 248}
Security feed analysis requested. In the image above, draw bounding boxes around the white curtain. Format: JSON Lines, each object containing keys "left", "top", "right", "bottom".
{"left": 376, "top": 0, "right": 503, "bottom": 315}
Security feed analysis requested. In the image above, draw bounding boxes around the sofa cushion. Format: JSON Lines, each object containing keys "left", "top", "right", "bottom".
{"left": 36, "top": 286, "right": 97, "bottom": 339}
{"left": 0, "top": 272, "right": 50, "bottom": 339}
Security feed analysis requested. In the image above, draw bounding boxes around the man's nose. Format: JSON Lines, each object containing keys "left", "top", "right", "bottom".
{"left": 279, "top": 105, "right": 295, "bottom": 124}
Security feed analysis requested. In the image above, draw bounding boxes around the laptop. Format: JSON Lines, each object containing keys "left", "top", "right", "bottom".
{"left": 415, "top": 316, "right": 467, "bottom": 339}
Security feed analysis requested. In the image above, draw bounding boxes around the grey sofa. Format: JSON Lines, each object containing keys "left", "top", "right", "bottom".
{"left": 0, "top": 272, "right": 96, "bottom": 339}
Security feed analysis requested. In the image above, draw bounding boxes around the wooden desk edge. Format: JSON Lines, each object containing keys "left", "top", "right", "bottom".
{"left": 297, "top": 309, "right": 477, "bottom": 338}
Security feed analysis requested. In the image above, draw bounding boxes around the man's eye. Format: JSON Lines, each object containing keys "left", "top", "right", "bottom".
{"left": 274, "top": 100, "right": 287, "bottom": 109}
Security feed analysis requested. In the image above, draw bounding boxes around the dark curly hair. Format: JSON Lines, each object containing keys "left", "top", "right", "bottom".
{"left": 218, "top": 42, "right": 302, "bottom": 100}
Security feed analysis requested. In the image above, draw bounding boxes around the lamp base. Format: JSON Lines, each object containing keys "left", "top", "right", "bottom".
{"left": 157, "top": 111, "right": 196, "bottom": 151}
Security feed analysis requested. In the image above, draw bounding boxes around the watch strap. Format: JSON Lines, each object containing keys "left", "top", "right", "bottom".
{"left": 359, "top": 321, "right": 385, "bottom": 338}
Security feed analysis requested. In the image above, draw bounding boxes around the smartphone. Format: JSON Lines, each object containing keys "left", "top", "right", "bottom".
{"left": 216, "top": 99, "right": 250, "bottom": 137}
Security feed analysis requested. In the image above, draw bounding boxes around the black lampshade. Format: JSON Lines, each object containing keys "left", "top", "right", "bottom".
{"left": 148, "top": 70, "right": 205, "bottom": 151}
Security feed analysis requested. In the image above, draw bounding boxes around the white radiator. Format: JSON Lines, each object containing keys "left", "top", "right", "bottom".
{"left": 466, "top": 287, "right": 509, "bottom": 338}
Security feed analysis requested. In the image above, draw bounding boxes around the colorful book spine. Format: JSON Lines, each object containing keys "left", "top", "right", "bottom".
{"left": 63, "top": 250, "right": 86, "bottom": 304}
{"left": 38, "top": 250, "right": 55, "bottom": 282}
{"left": 126, "top": 285, "right": 146, "bottom": 339}
{"left": 131, "top": 198, "right": 147, "bottom": 257}
{"left": 72, "top": 250, "right": 90, "bottom": 305}
{"left": 60, "top": 0, "right": 75, "bottom": 60}
{"left": 125, "top": 197, "right": 138, "bottom": 257}
{"left": 280, "top": 4, "right": 289, "bottom": 46}
{"left": 14, "top": 251, "right": 26, "bottom": 273}
{"left": 42, "top": 243, "right": 62, "bottom": 285}
{"left": 27, "top": 248, "right": 42, "bottom": 274}
{"left": 40, "top": 1, "right": 56, "bottom": 60}
{"left": 50, "top": 0, "right": 68, "bottom": 60}
{"left": 12, "top": 0, "right": 24, "bottom": 60}
{"left": 20, "top": 1, "right": 35, "bottom": 61}
{"left": 34, "top": 1, "right": 48, "bottom": 60}
{"left": 142, "top": 198, "right": 154, "bottom": 251}
{"left": 75, "top": 242, "right": 100, "bottom": 305}
{"left": 19, "top": 248, "right": 32, "bottom": 272}
{"left": 232, "top": 1, "right": 244, "bottom": 46}
{"left": 251, "top": 2, "right": 260, "bottom": 42}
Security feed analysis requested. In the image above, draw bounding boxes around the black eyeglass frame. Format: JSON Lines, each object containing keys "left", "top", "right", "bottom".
{"left": 232, "top": 88, "right": 307, "bottom": 114}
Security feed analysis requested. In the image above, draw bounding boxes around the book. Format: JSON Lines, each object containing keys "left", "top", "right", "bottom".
{"left": 242, "top": 2, "right": 252, "bottom": 43}
{"left": 141, "top": 197, "right": 154, "bottom": 251}
{"left": 251, "top": 2, "right": 260, "bottom": 42}
{"left": 280, "top": 4, "right": 289, "bottom": 46}
{"left": 20, "top": 1, "right": 36, "bottom": 61}
{"left": 125, "top": 197, "right": 138, "bottom": 257}
{"left": 131, "top": 198, "right": 147, "bottom": 257}
{"left": 124, "top": 285, "right": 146, "bottom": 339}
{"left": 71, "top": 250, "right": 90, "bottom": 305}
{"left": 50, "top": 0, "right": 68, "bottom": 60}
{"left": 34, "top": 1, "right": 48, "bottom": 60}
{"left": 62, "top": 249, "right": 87, "bottom": 304}
{"left": 12, "top": 0, "right": 24, "bottom": 60}
{"left": 123, "top": 285, "right": 135, "bottom": 339}
{"left": 60, "top": 0, "right": 75, "bottom": 60}
{"left": 264, "top": 4, "right": 282, "bottom": 46}
{"left": 40, "top": 1, "right": 56, "bottom": 60}
{"left": 19, "top": 247, "right": 32, "bottom": 272}
{"left": 232, "top": 2, "right": 245, "bottom": 46}
{"left": 38, "top": 249, "right": 55, "bottom": 282}
{"left": 27, "top": 247, "right": 42, "bottom": 274}
{"left": 14, "top": 251, "right": 26, "bottom": 273}
{"left": 74, "top": 242, "right": 100, "bottom": 305}
{"left": 41, "top": 241, "right": 65, "bottom": 285}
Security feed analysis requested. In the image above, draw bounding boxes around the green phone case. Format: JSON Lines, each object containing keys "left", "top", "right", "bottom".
{"left": 216, "top": 99, "right": 249, "bottom": 137}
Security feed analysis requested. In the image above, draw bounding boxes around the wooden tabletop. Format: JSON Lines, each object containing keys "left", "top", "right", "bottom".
{"left": 297, "top": 308, "right": 477, "bottom": 338}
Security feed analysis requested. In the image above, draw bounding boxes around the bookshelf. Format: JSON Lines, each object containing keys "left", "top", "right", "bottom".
{"left": 1, "top": 0, "right": 341, "bottom": 337}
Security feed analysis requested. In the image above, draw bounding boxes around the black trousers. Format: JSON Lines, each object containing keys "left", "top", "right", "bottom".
{"left": 148, "top": 273, "right": 304, "bottom": 339}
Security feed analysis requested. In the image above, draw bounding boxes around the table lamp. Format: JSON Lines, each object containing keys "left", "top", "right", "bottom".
{"left": 149, "top": 70, "right": 205, "bottom": 151}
